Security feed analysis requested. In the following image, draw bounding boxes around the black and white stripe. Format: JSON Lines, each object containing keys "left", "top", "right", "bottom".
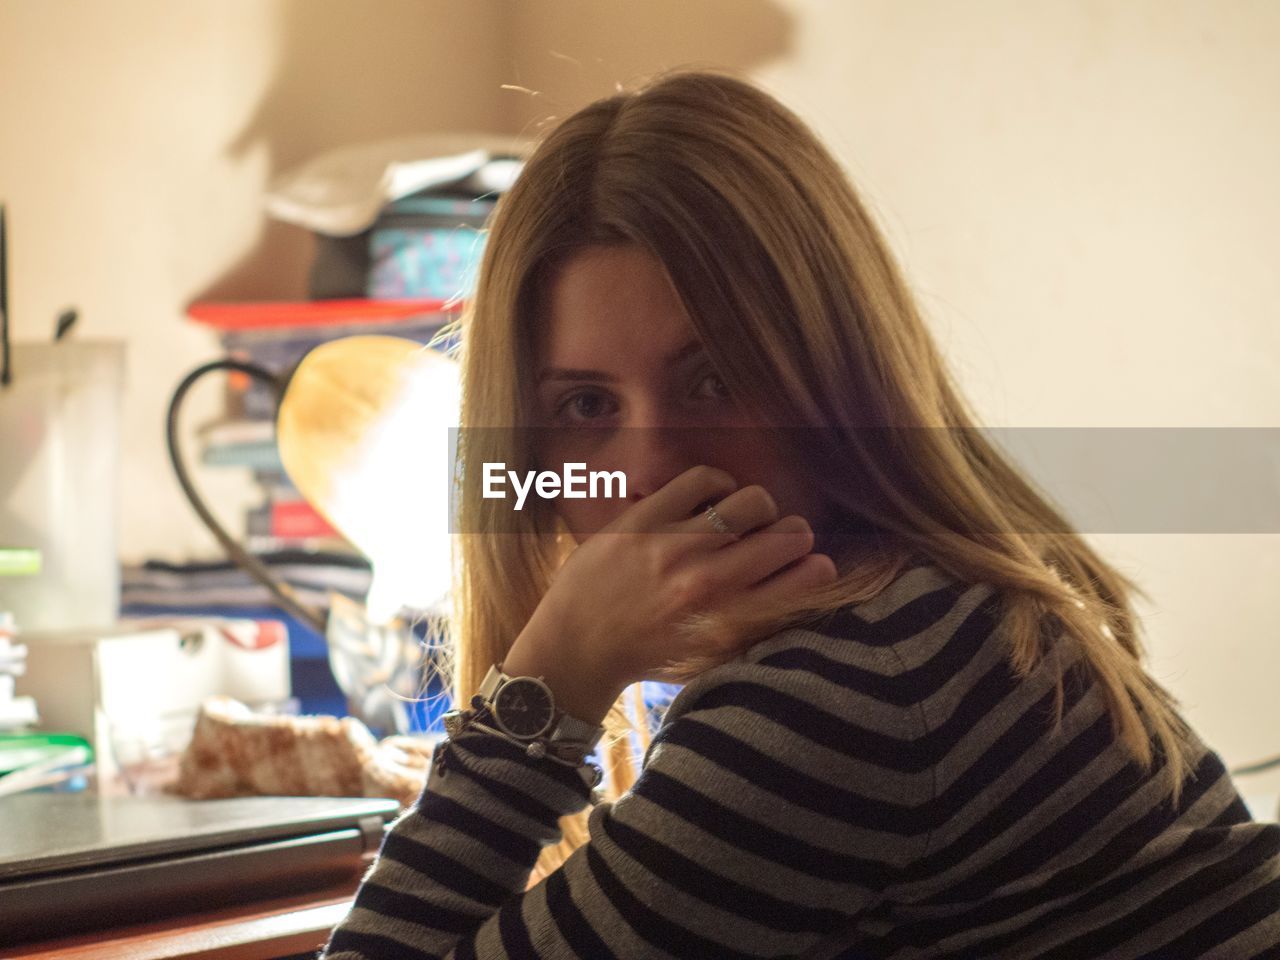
{"left": 322, "top": 562, "right": 1280, "bottom": 959}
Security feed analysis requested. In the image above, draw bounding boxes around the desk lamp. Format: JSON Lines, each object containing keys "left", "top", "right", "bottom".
{"left": 275, "top": 335, "right": 460, "bottom": 732}
{"left": 277, "top": 335, "right": 459, "bottom": 621}
{"left": 167, "top": 335, "right": 460, "bottom": 733}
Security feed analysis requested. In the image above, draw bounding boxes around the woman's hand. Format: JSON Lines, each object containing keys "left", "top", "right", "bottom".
{"left": 501, "top": 465, "right": 839, "bottom": 723}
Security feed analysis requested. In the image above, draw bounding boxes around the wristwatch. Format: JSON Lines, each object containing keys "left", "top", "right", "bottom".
{"left": 429, "top": 664, "right": 607, "bottom": 797}
{"left": 472, "top": 664, "right": 606, "bottom": 761}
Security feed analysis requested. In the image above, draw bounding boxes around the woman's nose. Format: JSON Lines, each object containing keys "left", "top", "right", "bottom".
{"left": 618, "top": 425, "right": 697, "bottom": 502}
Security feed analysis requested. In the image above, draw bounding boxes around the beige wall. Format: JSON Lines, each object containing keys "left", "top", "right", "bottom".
{"left": 2, "top": 1, "right": 1277, "bottom": 786}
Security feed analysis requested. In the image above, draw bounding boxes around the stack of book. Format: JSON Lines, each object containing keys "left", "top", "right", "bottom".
{"left": 177, "top": 300, "right": 460, "bottom": 727}
{"left": 173, "top": 143, "right": 512, "bottom": 731}
{"left": 121, "top": 552, "right": 373, "bottom": 613}
{"left": 120, "top": 552, "right": 374, "bottom": 719}
{"left": 188, "top": 298, "right": 460, "bottom": 555}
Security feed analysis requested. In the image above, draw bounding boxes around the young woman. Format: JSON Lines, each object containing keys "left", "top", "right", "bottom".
{"left": 322, "top": 69, "right": 1280, "bottom": 958}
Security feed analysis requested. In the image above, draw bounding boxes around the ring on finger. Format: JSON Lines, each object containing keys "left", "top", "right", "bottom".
{"left": 704, "top": 504, "right": 737, "bottom": 538}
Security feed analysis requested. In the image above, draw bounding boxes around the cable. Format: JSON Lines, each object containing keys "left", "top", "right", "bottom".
{"left": 165, "top": 358, "right": 327, "bottom": 635}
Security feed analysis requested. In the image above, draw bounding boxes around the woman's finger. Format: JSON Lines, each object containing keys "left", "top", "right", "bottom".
{"left": 615, "top": 464, "right": 739, "bottom": 533}
{"left": 670, "top": 484, "right": 781, "bottom": 543}
{"left": 738, "top": 552, "right": 839, "bottom": 607}
{"left": 701, "top": 514, "right": 816, "bottom": 586}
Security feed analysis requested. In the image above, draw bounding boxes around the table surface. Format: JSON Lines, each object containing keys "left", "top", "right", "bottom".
{"left": 7, "top": 794, "right": 1277, "bottom": 959}
{"left": 3, "top": 867, "right": 364, "bottom": 960}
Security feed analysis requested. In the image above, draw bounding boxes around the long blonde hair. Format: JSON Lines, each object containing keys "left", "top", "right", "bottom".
{"left": 431, "top": 66, "right": 1193, "bottom": 879}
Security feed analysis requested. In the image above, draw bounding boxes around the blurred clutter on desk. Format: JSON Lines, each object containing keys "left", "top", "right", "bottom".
{"left": 0, "top": 135, "right": 526, "bottom": 803}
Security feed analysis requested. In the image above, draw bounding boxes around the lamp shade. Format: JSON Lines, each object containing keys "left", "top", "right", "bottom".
{"left": 276, "top": 335, "right": 460, "bottom": 622}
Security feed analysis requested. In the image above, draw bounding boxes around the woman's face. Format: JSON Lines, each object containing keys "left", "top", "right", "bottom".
{"left": 531, "top": 244, "right": 831, "bottom": 543}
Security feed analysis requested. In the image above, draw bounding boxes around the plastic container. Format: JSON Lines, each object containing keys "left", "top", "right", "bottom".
{"left": 0, "top": 341, "right": 125, "bottom": 631}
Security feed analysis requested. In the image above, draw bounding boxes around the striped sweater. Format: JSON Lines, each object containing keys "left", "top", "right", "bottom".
{"left": 320, "top": 561, "right": 1280, "bottom": 958}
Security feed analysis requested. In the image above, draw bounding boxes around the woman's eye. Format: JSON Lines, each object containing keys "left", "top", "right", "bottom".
{"left": 693, "top": 371, "right": 731, "bottom": 402}
{"left": 554, "top": 390, "right": 617, "bottom": 424}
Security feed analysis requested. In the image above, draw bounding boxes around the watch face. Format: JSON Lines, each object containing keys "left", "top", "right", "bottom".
{"left": 493, "top": 677, "right": 555, "bottom": 739}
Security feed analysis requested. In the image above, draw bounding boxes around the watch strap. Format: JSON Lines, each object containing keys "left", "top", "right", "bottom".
{"left": 550, "top": 711, "right": 606, "bottom": 750}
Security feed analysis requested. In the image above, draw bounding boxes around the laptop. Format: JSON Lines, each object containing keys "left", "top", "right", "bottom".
{"left": 0, "top": 792, "right": 399, "bottom": 945}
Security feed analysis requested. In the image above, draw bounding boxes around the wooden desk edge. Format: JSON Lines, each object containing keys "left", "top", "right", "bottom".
{"left": 4, "top": 872, "right": 364, "bottom": 960}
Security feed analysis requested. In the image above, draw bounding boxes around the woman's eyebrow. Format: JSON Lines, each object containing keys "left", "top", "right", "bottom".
{"left": 537, "top": 339, "right": 705, "bottom": 384}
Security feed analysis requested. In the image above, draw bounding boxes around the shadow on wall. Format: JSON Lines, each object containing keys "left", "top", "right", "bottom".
{"left": 193, "top": 0, "right": 510, "bottom": 303}
{"left": 499, "top": 0, "right": 796, "bottom": 134}
{"left": 194, "top": 0, "right": 794, "bottom": 303}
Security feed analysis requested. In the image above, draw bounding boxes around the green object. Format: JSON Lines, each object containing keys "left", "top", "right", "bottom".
{"left": 0, "top": 547, "right": 41, "bottom": 576}
{"left": 0, "top": 732, "right": 93, "bottom": 776}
